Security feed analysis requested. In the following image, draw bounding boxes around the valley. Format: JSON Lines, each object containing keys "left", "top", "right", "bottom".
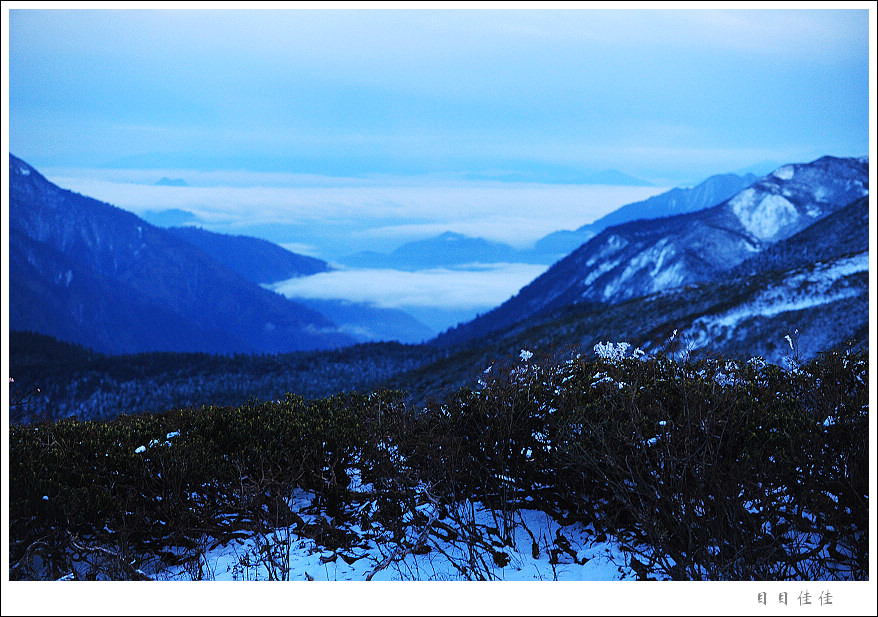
{"left": 7, "top": 153, "right": 870, "bottom": 424}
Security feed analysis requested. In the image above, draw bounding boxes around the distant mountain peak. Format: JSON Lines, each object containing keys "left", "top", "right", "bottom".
{"left": 582, "top": 169, "right": 654, "bottom": 186}
{"left": 532, "top": 170, "right": 758, "bottom": 260}
{"left": 154, "top": 177, "right": 189, "bottom": 187}
{"left": 339, "top": 231, "right": 521, "bottom": 270}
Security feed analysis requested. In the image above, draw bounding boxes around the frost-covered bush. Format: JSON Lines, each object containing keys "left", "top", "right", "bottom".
{"left": 8, "top": 344, "right": 867, "bottom": 581}
{"left": 404, "top": 343, "right": 868, "bottom": 580}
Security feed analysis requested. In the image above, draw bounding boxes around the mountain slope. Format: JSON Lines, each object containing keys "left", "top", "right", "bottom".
{"left": 728, "top": 194, "right": 870, "bottom": 278}
{"left": 532, "top": 172, "right": 758, "bottom": 260}
{"left": 340, "top": 231, "right": 528, "bottom": 270}
{"left": 394, "top": 201, "right": 869, "bottom": 401}
{"left": 291, "top": 298, "right": 437, "bottom": 345}
{"left": 10, "top": 228, "right": 251, "bottom": 354}
{"left": 166, "top": 226, "right": 332, "bottom": 284}
{"left": 9, "top": 154, "right": 356, "bottom": 354}
{"left": 436, "top": 156, "right": 868, "bottom": 347}
{"left": 158, "top": 228, "right": 437, "bottom": 344}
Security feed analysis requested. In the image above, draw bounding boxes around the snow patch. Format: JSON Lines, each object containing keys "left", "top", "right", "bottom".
{"left": 582, "top": 257, "right": 621, "bottom": 287}
{"left": 772, "top": 165, "right": 794, "bottom": 181}
{"left": 686, "top": 252, "right": 867, "bottom": 338}
{"left": 586, "top": 234, "right": 628, "bottom": 267}
{"left": 731, "top": 192, "right": 799, "bottom": 240}
{"left": 601, "top": 240, "right": 680, "bottom": 299}
{"left": 652, "top": 262, "right": 684, "bottom": 289}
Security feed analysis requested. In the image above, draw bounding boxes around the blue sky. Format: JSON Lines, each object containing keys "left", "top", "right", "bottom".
{"left": 7, "top": 6, "right": 871, "bottom": 186}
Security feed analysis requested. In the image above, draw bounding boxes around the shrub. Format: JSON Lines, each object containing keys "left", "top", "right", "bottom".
{"left": 8, "top": 346, "right": 868, "bottom": 580}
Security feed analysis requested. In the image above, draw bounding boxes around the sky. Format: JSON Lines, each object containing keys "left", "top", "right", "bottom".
{"left": 7, "top": 6, "right": 870, "bottom": 184}
{"left": 3, "top": 4, "right": 874, "bottom": 331}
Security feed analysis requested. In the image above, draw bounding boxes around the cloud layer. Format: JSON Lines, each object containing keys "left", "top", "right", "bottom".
{"left": 267, "top": 264, "right": 550, "bottom": 311}
{"left": 44, "top": 172, "right": 666, "bottom": 256}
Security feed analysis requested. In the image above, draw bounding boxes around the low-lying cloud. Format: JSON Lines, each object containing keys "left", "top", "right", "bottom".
{"left": 44, "top": 171, "right": 666, "bottom": 254}
{"left": 267, "top": 263, "right": 550, "bottom": 311}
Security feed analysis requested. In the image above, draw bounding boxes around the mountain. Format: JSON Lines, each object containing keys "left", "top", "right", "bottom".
{"left": 166, "top": 226, "right": 332, "bottom": 284}
{"left": 154, "top": 177, "right": 189, "bottom": 187}
{"left": 436, "top": 156, "right": 868, "bottom": 347}
{"left": 141, "top": 208, "right": 199, "bottom": 227}
{"left": 340, "top": 231, "right": 532, "bottom": 270}
{"left": 532, "top": 172, "right": 758, "bottom": 261}
{"left": 157, "top": 228, "right": 437, "bottom": 344}
{"left": 398, "top": 245, "right": 867, "bottom": 401}
{"left": 293, "top": 298, "right": 436, "bottom": 345}
{"left": 461, "top": 164, "right": 653, "bottom": 185}
{"left": 727, "top": 194, "right": 870, "bottom": 279}
{"left": 8, "top": 154, "right": 356, "bottom": 355}
{"left": 580, "top": 169, "right": 654, "bottom": 186}
{"left": 357, "top": 174, "right": 761, "bottom": 269}
{"left": 673, "top": 198, "right": 869, "bottom": 363}
{"left": 392, "top": 192, "right": 869, "bottom": 400}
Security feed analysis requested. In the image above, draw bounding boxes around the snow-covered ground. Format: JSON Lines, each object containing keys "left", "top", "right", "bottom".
{"left": 10, "top": 483, "right": 874, "bottom": 616}
{"left": 4, "top": 343, "right": 874, "bottom": 617}
{"left": 152, "top": 488, "right": 630, "bottom": 584}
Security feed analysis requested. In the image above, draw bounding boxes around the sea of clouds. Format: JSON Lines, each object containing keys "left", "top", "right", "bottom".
{"left": 44, "top": 169, "right": 666, "bottom": 330}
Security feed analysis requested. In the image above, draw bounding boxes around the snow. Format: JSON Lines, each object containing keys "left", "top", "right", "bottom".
{"left": 582, "top": 256, "right": 621, "bottom": 288}
{"left": 730, "top": 190, "right": 799, "bottom": 240}
{"left": 150, "top": 490, "right": 634, "bottom": 583}
{"left": 586, "top": 234, "right": 628, "bottom": 267}
{"left": 805, "top": 202, "right": 822, "bottom": 218}
{"left": 593, "top": 341, "right": 641, "bottom": 362}
{"left": 684, "top": 251, "right": 868, "bottom": 343}
{"left": 622, "top": 239, "right": 675, "bottom": 283}
{"left": 597, "top": 239, "right": 683, "bottom": 300}
{"left": 772, "top": 165, "right": 795, "bottom": 181}
{"left": 651, "top": 261, "right": 684, "bottom": 289}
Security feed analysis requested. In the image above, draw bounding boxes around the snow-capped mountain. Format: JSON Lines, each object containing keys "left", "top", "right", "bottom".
{"left": 532, "top": 172, "right": 759, "bottom": 260}
{"left": 437, "top": 156, "right": 868, "bottom": 347}
{"left": 8, "top": 154, "right": 357, "bottom": 354}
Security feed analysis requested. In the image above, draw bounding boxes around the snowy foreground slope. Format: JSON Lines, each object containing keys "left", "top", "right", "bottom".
{"left": 6, "top": 345, "right": 874, "bottom": 615}
{"left": 158, "top": 487, "right": 631, "bottom": 582}
{"left": 13, "top": 344, "right": 861, "bottom": 585}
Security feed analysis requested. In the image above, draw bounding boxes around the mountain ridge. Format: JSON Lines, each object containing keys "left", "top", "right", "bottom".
{"left": 532, "top": 172, "right": 759, "bottom": 261}
{"left": 166, "top": 225, "right": 333, "bottom": 284}
{"left": 435, "top": 155, "right": 868, "bottom": 348}
{"left": 8, "top": 154, "right": 357, "bottom": 355}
